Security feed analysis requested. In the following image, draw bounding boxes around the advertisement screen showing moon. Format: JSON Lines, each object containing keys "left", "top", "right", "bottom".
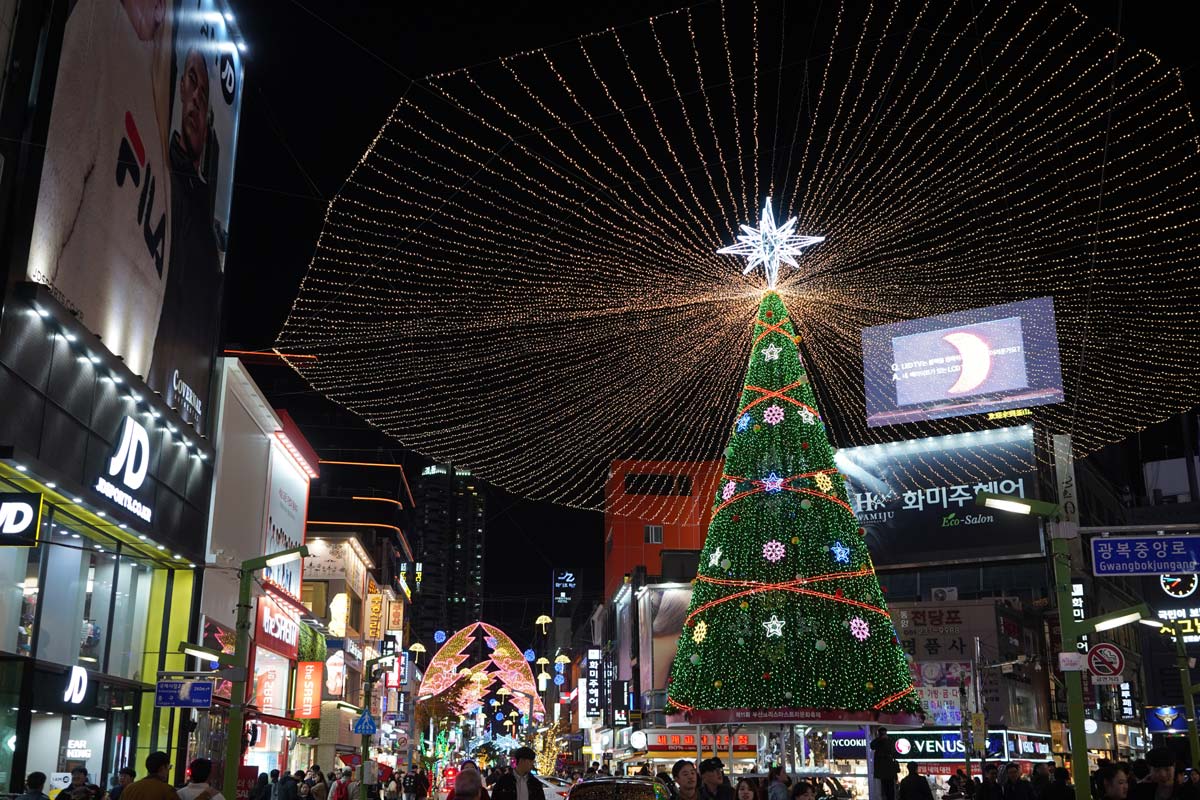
{"left": 862, "top": 297, "right": 1064, "bottom": 427}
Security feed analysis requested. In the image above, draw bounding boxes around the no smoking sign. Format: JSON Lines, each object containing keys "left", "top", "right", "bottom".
{"left": 1087, "top": 643, "right": 1125, "bottom": 685}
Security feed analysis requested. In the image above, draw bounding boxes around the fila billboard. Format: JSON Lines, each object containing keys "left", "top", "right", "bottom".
{"left": 20, "top": 0, "right": 246, "bottom": 436}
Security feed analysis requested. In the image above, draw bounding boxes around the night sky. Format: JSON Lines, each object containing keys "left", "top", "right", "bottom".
{"left": 219, "top": 1, "right": 1196, "bottom": 643}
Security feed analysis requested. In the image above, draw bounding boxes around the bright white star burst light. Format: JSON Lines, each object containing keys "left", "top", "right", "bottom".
{"left": 716, "top": 197, "right": 825, "bottom": 289}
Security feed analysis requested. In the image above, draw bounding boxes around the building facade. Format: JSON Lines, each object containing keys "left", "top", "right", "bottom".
{"left": 411, "top": 466, "right": 485, "bottom": 645}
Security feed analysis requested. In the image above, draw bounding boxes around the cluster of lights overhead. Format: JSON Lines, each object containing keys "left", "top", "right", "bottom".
{"left": 416, "top": 621, "right": 547, "bottom": 720}
{"left": 277, "top": 0, "right": 1200, "bottom": 517}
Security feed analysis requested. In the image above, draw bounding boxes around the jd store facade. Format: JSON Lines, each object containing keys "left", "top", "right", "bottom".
{"left": 0, "top": 0, "right": 246, "bottom": 792}
{"left": 0, "top": 287, "right": 213, "bottom": 792}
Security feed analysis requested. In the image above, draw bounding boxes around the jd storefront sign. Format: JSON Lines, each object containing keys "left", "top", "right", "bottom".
{"left": 0, "top": 491, "right": 42, "bottom": 543}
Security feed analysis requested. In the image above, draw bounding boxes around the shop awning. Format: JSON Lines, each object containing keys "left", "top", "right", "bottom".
{"left": 247, "top": 711, "right": 302, "bottom": 729}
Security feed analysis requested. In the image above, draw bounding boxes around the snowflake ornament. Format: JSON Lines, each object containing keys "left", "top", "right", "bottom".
{"left": 830, "top": 541, "right": 851, "bottom": 563}
{"left": 736, "top": 413, "right": 752, "bottom": 432}
{"left": 763, "top": 540, "right": 786, "bottom": 562}
{"left": 849, "top": 617, "right": 871, "bottom": 642}
{"left": 708, "top": 547, "right": 723, "bottom": 567}
{"left": 762, "top": 615, "right": 786, "bottom": 638}
{"left": 814, "top": 472, "right": 833, "bottom": 492}
{"left": 761, "top": 472, "right": 785, "bottom": 493}
{"left": 693, "top": 621, "right": 708, "bottom": 644}
{"left": 761, "top": 342, "right": 782, "bottom": 362}
{"left": 722, "top": 480, "right": 738, "bottom": 501}
{"left": 763, "top": 404, "right": 785, "bottom": 425}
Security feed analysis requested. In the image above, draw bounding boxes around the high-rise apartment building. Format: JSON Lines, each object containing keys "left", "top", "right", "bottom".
{"left": 412, "top": 465, "right": 485, "bottom": 645}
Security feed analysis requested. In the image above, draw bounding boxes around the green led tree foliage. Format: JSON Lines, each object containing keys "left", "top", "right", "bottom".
{"left": 667, "top": 291, "right": 922, "bottom": 725}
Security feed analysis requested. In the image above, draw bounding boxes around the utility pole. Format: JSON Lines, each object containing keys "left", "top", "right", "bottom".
{"left": 362, "top": 654, "right": 397, "bottom": 800}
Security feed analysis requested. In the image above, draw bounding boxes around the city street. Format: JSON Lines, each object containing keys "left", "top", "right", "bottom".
{"left": 1, "top": 4, "right": 1199, "bottom": 800}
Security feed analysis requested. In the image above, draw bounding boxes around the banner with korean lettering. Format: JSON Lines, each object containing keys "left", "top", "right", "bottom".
{"left": 836, "top": 425, "right": 1042, "bottom": 567}
{"left": 366, "top": 593, "right": 384, "bottom": 640}
{"left": 296, "top": 661, "right": 323, "bottom": 719}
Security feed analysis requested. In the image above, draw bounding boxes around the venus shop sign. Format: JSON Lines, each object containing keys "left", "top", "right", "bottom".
{"left": 257, "top": 596, "right": 299, "bottom": 659}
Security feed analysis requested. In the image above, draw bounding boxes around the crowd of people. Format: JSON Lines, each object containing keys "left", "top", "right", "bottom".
{"left": 18, "top": 743, "right": 1200, "bottom": 800}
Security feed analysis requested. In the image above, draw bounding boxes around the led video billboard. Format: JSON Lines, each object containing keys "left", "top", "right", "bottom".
{"left": 862, "top": 298, "right": 1064, "bottom": 427}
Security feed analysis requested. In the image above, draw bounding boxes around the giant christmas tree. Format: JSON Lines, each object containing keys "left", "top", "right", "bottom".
{"left": 666, "top": 202, "right": 922, "bottom": 725}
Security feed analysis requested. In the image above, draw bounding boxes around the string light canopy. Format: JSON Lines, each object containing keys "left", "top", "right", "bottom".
{"left": 279, "top": 0, "right": 1200, "bottom": 518}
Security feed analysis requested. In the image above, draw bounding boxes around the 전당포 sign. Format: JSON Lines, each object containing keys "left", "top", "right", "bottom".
{"left": 1090, "top": 535, "right": 1200, "bottom": 576}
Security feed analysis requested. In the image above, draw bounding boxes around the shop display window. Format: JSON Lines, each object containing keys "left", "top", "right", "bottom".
{"left": 107, "top": 553, "right": 154, "bottom": 681}
{"left": 0, "top": 546, "right": 40, "bottom": 657}
{"left": 0, "top": 660, "right": 20, "bottom": 790}
{"left": 35, "top": 522, "right": 118, "bottom": 668}
{"left": 252, "top": 647, "right": 291, "bottom": 717}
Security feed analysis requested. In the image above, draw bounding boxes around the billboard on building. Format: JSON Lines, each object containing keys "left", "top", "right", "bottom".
{"left": 637, "top": 585, "right": 693, "bottom": 696}
{"left": 23, "top": 0, "right": 245, "bottom": 435}
{"left": 862, "top": 298, "right": 1063, "bottom": 427}
{"left": 836, "top": 425, "right": 1042, "bottom": 567}
{"left": 262, "top": 442, "right": 310, "bottom": 600}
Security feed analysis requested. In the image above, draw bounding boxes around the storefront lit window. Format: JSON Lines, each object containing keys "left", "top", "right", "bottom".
{"left": 252, "top": 647, "right": 290, "bottom": 717}
{"left": 0, "top": 546, "right": 39, "bottom": 657}
{"left": 35, "top": 520, "right": 120, "bottom": 668}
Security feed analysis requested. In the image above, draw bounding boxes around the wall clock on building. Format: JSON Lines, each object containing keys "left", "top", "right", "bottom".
{"left": 1161, "top": 574, "right": 1198, "bottom": 599}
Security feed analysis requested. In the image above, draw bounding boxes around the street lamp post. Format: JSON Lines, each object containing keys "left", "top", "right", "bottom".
{"left": 1141, "top": 619, "right": 1200, "bottom": 767}
{"left": 977, "top": 493, "right": 1148, "bottom": 800}
{"left": 200, "top": 546, "right": 309, "bottom": 800}
{"left": 362, "top": 653, "right": 397, "bottom": 800}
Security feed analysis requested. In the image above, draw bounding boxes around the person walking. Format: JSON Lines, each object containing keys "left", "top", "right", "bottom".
{"left": 673, "top": 761, "right": 700, "bottom": 800}
{"left": 455, "top": 771, "right": 484, "bottom": 800}
{"left": 402, "top": 770, "right": 417, "bottom": 800}
{"left": 1000, "top": 766, "right": 1033, "bottom": 800}
{"left": 492, "top": 747, "right": 546, "bottom": 800}
{"left": 17, "top": 772, "right": 50, "bottom": 800}
{"left": 415, "top": 770, "right": 430, "bottom": 800}
{"left": 312, "top": 772, "right": 329, "bottom": 800}
{"left": 1041, "top": 768, "right": 1072, "bottom": 800}
{"left": 120, "top": 753, "right": 181, "bottom": 800}
{"left": 1098, "top": 764, "right": 1131, "bottom": 800}
{"left": 899, "top": 764, "right": 934, "bottom": 800}
{"left": 64, "top": 766, "right": 104, "bottom": 800}
{"left": 767, "top": 767, "right": 788, "bottom": 800}
{"left": 698, "top": 760, "right": 733, "bottom": 800}
{"left": 251, "top": 776, "right": 271, "bottom": 800}
{"left": 330, "top": 772, "right": 351, "bottom": 800}
{"left": 871, "top": 728, "right": 901, "bottom": 800}
{"left": 111, "top": 769, "right": 138, "bottom": 800}
{"left": 177, "top": 759, "right": 225, "bottom": 800}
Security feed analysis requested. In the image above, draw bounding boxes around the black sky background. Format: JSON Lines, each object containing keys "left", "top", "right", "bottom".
{"left": 219, "top": 1, "right": 1199, "bottom": 644}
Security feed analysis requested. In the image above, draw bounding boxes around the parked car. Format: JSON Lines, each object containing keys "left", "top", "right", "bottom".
{"left": 566, "top": 776, "right": 673, "bottom": 800}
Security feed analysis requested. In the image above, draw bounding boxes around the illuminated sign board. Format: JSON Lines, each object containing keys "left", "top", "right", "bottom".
{"left": 585, "top": 649, "right": 602, "bottom": 717}
{"left": 837, "top": 425, "right": 1042, "bottom": 567}
{"left": 95, "top": 416, "right": 153, "bottom": 522}
{"left": 553, "top": 569, "right": 577, "bottom": 606}
{"left": 862, "top": 297, "right": 1063, "bottom": 427}
{"left": 296, "top": 661, "right": 324, "bottom": 719}
{"left": 0, "top": 492, "right": 43, "bottom": 545}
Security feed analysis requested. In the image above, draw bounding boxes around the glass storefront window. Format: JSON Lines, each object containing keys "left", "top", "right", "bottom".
{"left": 0, "top": 545, "right": 39, "bottom": 657}
{"left": 108, "top": 553, "right": 154, "bottom": 681}
{"left": 0, "top": 660, "right": 21, "bottom": 790}
{"left": 35, "top": 521, "right": 116, "bottom": 668}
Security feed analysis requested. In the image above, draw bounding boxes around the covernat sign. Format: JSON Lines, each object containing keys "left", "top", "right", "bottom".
{"left": 256, "top": 595, "right": 299, "bottom": 659}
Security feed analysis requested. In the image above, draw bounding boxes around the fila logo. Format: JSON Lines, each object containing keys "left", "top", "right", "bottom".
{"left": 108, "top": 416, "right": 150, "bottom": 490}
{"left": 64, "top": 666, "right": 87, "bottom": 704}
{"left": 0, "top": 501, "right": 35, "bottom": 535}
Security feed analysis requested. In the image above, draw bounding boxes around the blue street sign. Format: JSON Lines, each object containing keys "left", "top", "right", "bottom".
{"left": 1090, "top": 535, "right": 1200, "bottom": 576}
{"left": 155, "top": 680, "right": 213, "bottom": 708}
{"left": 352, "top": 711, "right": 377, "bottom": 735}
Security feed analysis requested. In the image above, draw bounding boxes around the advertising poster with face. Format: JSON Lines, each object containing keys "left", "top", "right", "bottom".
{"left": 25, "top": 0, "right": 244, "bottom": 435}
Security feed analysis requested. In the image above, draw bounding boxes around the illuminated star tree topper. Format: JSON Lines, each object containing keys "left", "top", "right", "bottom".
{"left": 717, "top": 197, "right": 825, "bottom": 288}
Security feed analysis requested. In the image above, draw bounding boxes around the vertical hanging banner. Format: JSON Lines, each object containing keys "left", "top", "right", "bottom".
{"left": 296, "top": 661, "right": 323, "bottom": 719}
{"left": 366, "top": 592, "right": 385, "bottom": 640}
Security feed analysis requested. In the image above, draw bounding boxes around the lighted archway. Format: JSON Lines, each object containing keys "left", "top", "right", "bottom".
{"left": 417, "top": 622, "right": 547, "bottom": 720}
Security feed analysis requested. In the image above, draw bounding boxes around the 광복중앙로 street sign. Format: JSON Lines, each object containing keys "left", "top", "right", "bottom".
{"left": 1090, "top": 535, "right": 1200, "bottom": 576}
